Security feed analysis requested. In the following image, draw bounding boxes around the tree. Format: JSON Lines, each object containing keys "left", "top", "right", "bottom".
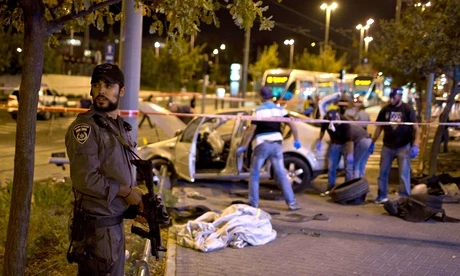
{"left": 294, "top": 45, "right": 348, "bottom": 73}
{"left": 374, "top": 0, "right": 460, "bottom": 176}
{"left": 249, "top": 43, "right": 280, "bottom": 90}
{"left": 0, "top": 0, "right": 276, "bottom": 274}
{"left": 0, "top": 30, "right": 23, "bottom": 74}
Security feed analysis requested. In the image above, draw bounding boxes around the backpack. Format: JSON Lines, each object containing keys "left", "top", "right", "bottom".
{"left": 384, "top": 194, "right": 460, "bottom": 222}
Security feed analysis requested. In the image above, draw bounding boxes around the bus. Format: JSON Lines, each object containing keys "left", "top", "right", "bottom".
{"left": 352, "top": 75, "right": 388, "bottom": 107}
{"left": 262, "top": 68, "right": 357, "bottom": 113}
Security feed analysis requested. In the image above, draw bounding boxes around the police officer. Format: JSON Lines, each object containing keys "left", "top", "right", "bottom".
{"left": 65, "top": 63, "right": 143, "bottom": 275}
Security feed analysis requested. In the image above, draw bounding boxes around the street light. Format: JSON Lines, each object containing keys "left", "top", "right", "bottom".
{"left": 154, "top": 42, "right": 160, "bottom": 58}
{"left": 415, "top": 1, "right": 431, "bottom": 11}
{"left": 284, "top": 39, "right": 294, "bottom": 68}
{"left": 364, "top": 36, "right": 373, "bottom": 53}
{"left": 213, "top": 46, "right": 225, "bottom": 81}
{"left": 356, "top": 18, "right": 373, "bottom": 64}
{"left": 365, "top": 18, "right": 374, "bottom": 37}
{"left": 320, "top": 2, "right": 338, "bottom": 47}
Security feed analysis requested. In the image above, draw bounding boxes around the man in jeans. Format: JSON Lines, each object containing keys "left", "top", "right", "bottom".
{"left": 371, "top": 87, "right": 420, "bottom": 204}
{"left": 237, "top": 86, "right": 302, "bottom": 211}
{"left": 316, "top": 107, "right": 345, "bottom": 196}
{"left": 316, "top": 109, "right": 372, "bottom": 196}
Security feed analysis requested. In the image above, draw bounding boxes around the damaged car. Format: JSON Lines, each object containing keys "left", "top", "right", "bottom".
{"left": 138, "top": 102, "right": 342, "bottom": 193}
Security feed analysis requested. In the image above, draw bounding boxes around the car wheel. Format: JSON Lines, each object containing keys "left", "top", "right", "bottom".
{"left": 330, "top": 178, "right": 369, "bottom": 204}
{"left": 283, "top": 155, "right": 311, "bottom": 193}
{"left": 150, "top": 159, "right": 177, "bottom": 189}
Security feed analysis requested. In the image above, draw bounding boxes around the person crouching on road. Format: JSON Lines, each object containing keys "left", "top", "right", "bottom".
{"left": 236, "top": 86, "right": 302, "bottom": 211}
{"left": 65, "top": 63, "right": 144, "bottom": 275}
{"left": 316, "top": 108, "right": 372, "bottom": 196}
{"left": 316, "top": 107, "right": 344, "bottom": 196}
{"left": 370, "top": 87, "right": 420, "bottom": 204}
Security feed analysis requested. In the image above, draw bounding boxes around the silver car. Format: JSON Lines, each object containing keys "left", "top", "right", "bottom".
{"left": 138, "top": 104, "right": 342, "bottom": 193}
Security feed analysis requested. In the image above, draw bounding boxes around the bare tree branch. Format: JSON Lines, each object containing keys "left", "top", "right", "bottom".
{"left": 45, "top": 0, "right": 121, "bottom": 36}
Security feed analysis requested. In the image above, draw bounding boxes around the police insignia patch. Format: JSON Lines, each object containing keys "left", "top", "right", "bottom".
{"left": 73, "top": 123, "right": 91, "bottom": 144}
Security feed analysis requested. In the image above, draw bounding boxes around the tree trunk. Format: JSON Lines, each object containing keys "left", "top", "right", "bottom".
{"left": 3, "top": 2, "right": 45, "bottom": 275}
{"left": 428, "top": 73, "right": 460, "bottom": 176}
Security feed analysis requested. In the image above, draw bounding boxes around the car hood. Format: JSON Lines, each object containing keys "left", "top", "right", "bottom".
{"left": 138, "top": 101, "right": 187, "bottom": 138}
{"left": 137, "top": 136, "right": 177, "bottom": 160}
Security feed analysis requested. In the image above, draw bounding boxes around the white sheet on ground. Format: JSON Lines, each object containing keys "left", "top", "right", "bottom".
{"left": 173, "top": 204, "right": 277, "bottom": 252}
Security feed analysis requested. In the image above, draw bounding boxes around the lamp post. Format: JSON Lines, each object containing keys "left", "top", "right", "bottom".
{"left": 365, "top": 18, "right": 374, "bottom": 37}
{"left": 213, "top": 48, "right": 219, "bottom": 71}
{"left": 356, "top": 18, "right": 373, "bottom": 65}
{"left": 284, "top": 39, "right": 294, "bottom": 68}
{"left": 154, "top": 42, "right": 160, "bottom": 58}
{"left": 320, "top": 2, "right": 338, "bottom": 47}
{"left": 213, "top": 45, "right": 225, "bottom": 82}
{"left": 364, "top": 36, "right": 373, "bottom": 53}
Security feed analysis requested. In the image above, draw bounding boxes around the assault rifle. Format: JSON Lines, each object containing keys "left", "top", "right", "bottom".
{"left": 129, "top": 159, "right": 170, "bottom": 259}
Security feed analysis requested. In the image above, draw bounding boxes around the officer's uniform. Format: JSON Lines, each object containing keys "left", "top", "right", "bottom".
{"left": 65, "top": 108, "right": 136, "bottom": 275}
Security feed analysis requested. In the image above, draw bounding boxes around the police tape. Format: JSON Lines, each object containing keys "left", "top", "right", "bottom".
{"left": 141, "top": 109, "right": 460, "bottom": 127}
{"left": 2, "top": 103, "right": 459, "bottom": 127}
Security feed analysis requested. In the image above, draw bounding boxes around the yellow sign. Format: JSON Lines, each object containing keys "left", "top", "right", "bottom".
{"left": 355, "top": 79, "right": 372, "bottom": 86}
{"left": 318, "top": 82, "right": 332, "bottom": 87}
{"left": 266, "top": 76, "right": 288, "bottom": 84}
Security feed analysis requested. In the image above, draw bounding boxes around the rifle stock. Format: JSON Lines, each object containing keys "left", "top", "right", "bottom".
{"left": 130, "top": 159, "right": 170, "bottom": 259}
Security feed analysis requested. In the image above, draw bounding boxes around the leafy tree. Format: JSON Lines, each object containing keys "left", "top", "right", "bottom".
{"left": 141, "top": 37, "right": 204, "bottom": 91}
{"left": 43, "top": 44, "right": 63, "bottom": 74}
{"left": 294, "top": 45, "right": 348, "bottom": 73}
{"left": 140, "top": 47, "right": 158, "bottom": 89}
{"left": 249, "top": 43, "right": 280, "bottom": 90}
{"left": 0, "top": 30, "right": 23, "bottom": 74}
{"left": 374, "top": 0, "right": 460, "bottom": 176}
{"left": 0, "top": 0, "right": 276, "bottom": 274}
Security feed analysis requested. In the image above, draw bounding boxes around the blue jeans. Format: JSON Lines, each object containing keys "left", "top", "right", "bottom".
{"left": 327, "top": 143, "right": 343, "bottom": 189}
{"left": 249, "top": 141, "right": 296, "bottom": 207}
{"left": 377, "top": 144, "right": 411, "bottom": 199}
{"left": 345, "top": 137, "right": 372, "bottom": 179}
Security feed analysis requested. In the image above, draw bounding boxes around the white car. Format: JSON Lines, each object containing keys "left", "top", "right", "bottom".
{"left": 7, "top": 84, "right": 75, "bottom": 120}
{"left": 137, "top": 102, "right": 343, "bottom": 193}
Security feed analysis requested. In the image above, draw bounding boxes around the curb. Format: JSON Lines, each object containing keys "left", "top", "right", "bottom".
{"left": 164, "top": 220, "right": 177, "bottom": 275}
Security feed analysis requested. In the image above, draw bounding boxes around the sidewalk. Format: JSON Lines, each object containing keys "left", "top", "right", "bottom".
{"left": 165, "top": 167, "right": 460, "bottom": 276}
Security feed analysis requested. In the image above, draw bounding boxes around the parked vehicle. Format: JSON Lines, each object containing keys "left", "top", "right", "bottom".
{"left": 137, "top": 102, "right": 343, "bottom": 193}
{"left": 7, "top": 84, "right": 76, "bottom": 120}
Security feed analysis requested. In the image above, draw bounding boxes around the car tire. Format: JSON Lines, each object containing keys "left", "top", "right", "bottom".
{"left": 283, "top": 155, "right": 311, "bottom": 193}
{"left": 150, "top": 159, "right": 177, "bottom": 188}
{"left": 330, "top": 178, "right": 369, "bottom": 204}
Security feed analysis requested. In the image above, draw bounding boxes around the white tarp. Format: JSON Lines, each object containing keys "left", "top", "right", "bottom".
{"left": 173, "top": 204, "right": 277, "bottom": 252}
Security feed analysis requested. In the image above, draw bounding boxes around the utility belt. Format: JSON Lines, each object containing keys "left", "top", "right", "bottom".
{"left": 86, "top": 215, "right": 124, "bottom": 229}
{"left": 71, "top": 209, "right": 123, "bottom": 242}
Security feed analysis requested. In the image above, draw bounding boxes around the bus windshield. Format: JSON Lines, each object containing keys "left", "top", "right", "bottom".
{"left": 353, "top": 76, "right": 374, "bottom": 97}
{"left": 264, "top": 74, "right": 289, "bottom": 99}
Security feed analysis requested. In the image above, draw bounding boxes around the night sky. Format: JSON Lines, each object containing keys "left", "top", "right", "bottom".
{"left": 194, "top": 0, "right": 398, "bottom": 66}
{"left": 90, "top": 1, "right": 398, "bottom": 67}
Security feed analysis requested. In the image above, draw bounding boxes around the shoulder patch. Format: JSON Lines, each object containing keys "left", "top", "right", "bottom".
{"left": 73, "top": 123, "right": 91, "bottom": 144}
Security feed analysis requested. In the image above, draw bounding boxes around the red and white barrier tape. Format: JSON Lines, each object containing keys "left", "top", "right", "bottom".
{"left": 2, "top": 103, "right": 460, "bottom": 127}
